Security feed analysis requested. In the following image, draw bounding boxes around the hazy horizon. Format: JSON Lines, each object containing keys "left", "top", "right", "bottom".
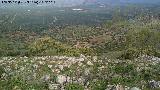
{"left": 0, "top": 0, "right": 160, "bottom": 7}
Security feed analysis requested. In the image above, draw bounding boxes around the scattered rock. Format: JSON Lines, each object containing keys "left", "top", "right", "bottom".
{"left": 58, "top": 65, "right": 64, "bottom": 70}
{"left": 41, "top": 74, "right": 50, "bottom": 82}
{"left": 84, "top": 69, "right": 90, "bottom": 75}
{"left": 93, "top": 56, "right": 98, "bottom": 62}
{"left": 149, "top": 80, "right": 160, "bottom": 89}
{"left": 80, "top": 54, "right": 86, "bottom": 59}
{"left": 57, "top": 75, "right": 67, "bottom": 84}
{"left": 48, "top": 84, "right": 59, "bottom": 90}
{"left": 78, "top": 62, "right": 83, "bottom": 66}
{"left": 87, "top": 61, "right": 93, "bottom": 66}
{"left": 116, "top": 85, "right": 124, "bottom": 90}
{"left": 48, "top": 65, "right": 53, "bottom": 68}
{"left": 130, "top": 87, "right": 141, "bottom": 90}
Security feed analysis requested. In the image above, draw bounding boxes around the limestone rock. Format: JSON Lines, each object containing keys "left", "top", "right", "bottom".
{"left": 57, "top": 75, "right": 66, "bottom": 84}
{"left": 130, "top": 87, "right": 141, "bottom": 90}
{"left": 87, "top": 61, "right": 93, "bottom": 66}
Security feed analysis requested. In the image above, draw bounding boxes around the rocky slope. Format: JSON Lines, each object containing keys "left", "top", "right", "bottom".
{"left": 0, "top": 55, "right": 160, "bottom": 90}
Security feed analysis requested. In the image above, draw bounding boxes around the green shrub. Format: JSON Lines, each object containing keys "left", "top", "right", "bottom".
{"left": 154, "top": 50, "right": 160, "bottom": 58}
{"left": 120, "top": 48, "right": 139, "bottom": 59}
{"left": 0, "top": 66, "right": 5, "bottom": 78}
{"left": 126, "top": 29, "right": 160, "bottom": 56}
{"left": 65, "top": 83, "right": 84, "bottom": 90}
{"left": 114, "top": 63, "right": 135, "bottom": 74}
{"left": 91, "top": 80, "right": 107, "bottom": 90}
{"left": 111, "top": 77, "right": 124, "bottom": 85}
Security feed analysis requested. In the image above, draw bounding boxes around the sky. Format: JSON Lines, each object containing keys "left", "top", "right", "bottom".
{"left": 0, "top": 0, "right": 160, "bottom": 7}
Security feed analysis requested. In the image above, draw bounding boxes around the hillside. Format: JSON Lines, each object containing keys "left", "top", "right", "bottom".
{"left": 0, "top": 1, "right": 160, "bottom": 90}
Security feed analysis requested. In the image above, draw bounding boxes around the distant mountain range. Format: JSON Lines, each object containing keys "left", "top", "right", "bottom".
{"left": 54, "top": 0, "right": 160, "bottom": 7}
{"left": 83, "top": 0, "right": 160, "bottom": 5}
{"left": 120, "top": 0, "right": 160, "bottom": 3}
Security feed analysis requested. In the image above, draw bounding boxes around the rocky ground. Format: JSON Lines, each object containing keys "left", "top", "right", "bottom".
{"left": 0, "top": 55, "right": 160, "bottom": 90}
